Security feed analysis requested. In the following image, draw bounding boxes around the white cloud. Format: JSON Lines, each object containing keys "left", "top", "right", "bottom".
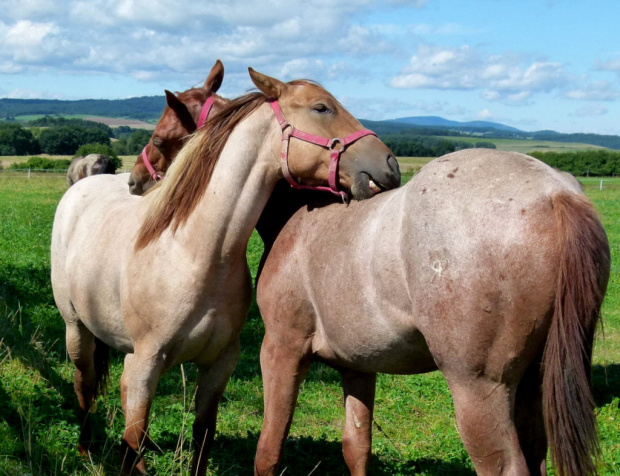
{"left": 390, "top": 44, "right": 569, "bottom": 105}
{"left": 476, "top": 109, "right": 494, "bottom": 120}
{"left": 0, "top": 0, "right": 60, "bottom": 21}
{"left": 571, "top": 105, "right": 609, "bottom": 117}
{"left": 565, "top": 80, "right": 619, "bottom": 101}
{"left": 595, "top": 57, "right": 620, "bottom": 73}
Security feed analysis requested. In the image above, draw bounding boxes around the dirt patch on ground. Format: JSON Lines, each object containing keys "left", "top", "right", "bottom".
{"left": 84, "top": 116, "right": 155, "bottom": 130}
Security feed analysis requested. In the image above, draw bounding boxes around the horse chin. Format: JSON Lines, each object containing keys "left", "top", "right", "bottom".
{"left": 349, "top": 172, "right": 386, "bottom": 200}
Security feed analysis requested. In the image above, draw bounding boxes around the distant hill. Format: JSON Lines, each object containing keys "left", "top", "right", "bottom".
{"left": 389, "top": 115, "right": 523, "bottom": 133}
{"left": 0, "top": 96, "right": 165, "bottom": 122}
{"left": 3, "top": 96, "right": 620, "bottom": 150}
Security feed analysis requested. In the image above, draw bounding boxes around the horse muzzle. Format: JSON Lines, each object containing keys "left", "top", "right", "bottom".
{"left": 349, "top": 153, "right": 401, "bottom": 200}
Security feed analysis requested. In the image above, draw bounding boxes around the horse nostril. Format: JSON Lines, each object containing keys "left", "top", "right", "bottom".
{"left": 127, "top": 176, "right": 141, "bottom": 195}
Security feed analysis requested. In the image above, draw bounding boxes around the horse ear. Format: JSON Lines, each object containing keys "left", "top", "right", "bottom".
{"left": 249, "top": 68, "right": 285, "bottom": 99}
{"left": 203, "top": 59, "right": 224, "bottom": 93}
{"left": 165, "top": 90, "right": 197, "bottom": 131}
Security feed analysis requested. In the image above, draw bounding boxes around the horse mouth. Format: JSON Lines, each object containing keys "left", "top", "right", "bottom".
{"left": 368, "top": 178, "right": 383, "bottom": 194}
{"left": 352, "top": 172, "right": 387, "bottom": 200}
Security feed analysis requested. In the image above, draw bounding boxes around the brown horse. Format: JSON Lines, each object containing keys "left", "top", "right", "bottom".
{"left": 127, "top": 59, "right": 227, "bottom": 195}
{"left": 51, "top": 69, "right": 399, "bottom": 476}
{"left": 253, "top": 149, "right": 610, "bottom": 476}
{"left": 66, "top": 153, "right": 116, "bottom": 186}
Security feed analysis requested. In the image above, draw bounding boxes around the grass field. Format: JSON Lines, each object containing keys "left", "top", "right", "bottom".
{"left": 0, "top": 171, "right": 618, "bottom": 475}
{"left": 436, "top": 136, "right": 606, "bottom": 154}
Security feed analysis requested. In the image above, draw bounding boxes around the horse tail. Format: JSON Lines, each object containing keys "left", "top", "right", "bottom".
{"left": 543, "top": 192, "right": 610, "bottom": 476}
{"left": 94, "top": 336, "right": 111, "bottom": 398}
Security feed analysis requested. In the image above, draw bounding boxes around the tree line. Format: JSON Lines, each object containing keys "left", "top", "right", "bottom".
{"left": 0, "top": 118, "right": 151, "bottom": 158}
{"left": 529, "top": 149, "right": 620, "bottom": 176}
{"left": 380, "top": 133, "right": 496, "bottom": 157}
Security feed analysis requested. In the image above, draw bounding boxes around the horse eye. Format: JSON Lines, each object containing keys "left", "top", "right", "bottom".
{"left": 313, "top": 104, "right": 331, "bottom": 114}
{"left": 153, "top": 138, "right": 164, "bottom": 149}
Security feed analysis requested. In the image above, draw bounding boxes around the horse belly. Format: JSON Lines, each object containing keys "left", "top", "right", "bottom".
{"left": 311, "top": 279, "right": 438, "bottom": 375}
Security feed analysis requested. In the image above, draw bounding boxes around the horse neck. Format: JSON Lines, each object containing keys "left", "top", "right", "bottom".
{"left": 175, "top": 104, "right": 280, "bottom": 262}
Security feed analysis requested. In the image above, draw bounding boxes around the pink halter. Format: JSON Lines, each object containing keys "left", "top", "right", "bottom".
{"left": 141, "top": 95, "right": 215, "bottom": 181}
{"left": 269, "top": 99, "right": 376, "bottom": 202}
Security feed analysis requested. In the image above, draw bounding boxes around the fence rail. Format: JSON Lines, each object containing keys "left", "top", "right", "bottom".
{"left": 1, "top": 169, "right": 619, "bottom": 192}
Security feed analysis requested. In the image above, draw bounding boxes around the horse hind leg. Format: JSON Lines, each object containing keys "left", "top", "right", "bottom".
{"left": 514, "top": 362, "right": 547, "bottom": 475}
{"left": 447, "top": 375, "right": 530, "bottom": 476}
{"left": 65, "top": 319, "right": 110, "bottom": 455}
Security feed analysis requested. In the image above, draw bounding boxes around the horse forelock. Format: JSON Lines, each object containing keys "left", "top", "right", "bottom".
{"left": 135, "top": 91, "right": 267, "bottom": 250}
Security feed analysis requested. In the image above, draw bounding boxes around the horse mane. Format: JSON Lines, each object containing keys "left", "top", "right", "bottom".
{"left": 135, "top": 91, "right": 267, "bottom": 250}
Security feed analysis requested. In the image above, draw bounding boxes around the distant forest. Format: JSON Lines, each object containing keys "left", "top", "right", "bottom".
{"left": 0, "top": 117, "right": 150, "bottom": 157}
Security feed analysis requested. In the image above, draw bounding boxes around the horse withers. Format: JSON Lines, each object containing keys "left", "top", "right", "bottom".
{"left": 66, "top": 153, "right": 116, "bottom": 186}
{"left": 127, "top": 59, "right": 226, "bottom": 195}
{"left": 51, "top": 68, "right": 399, "bottom": 476}
{"left": 254, "top": 149, "right": 609, "bottom": 476}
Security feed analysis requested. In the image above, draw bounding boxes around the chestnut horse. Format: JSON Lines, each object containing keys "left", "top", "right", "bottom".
{"left": 253, "top": 149, "right": 610, "bottom": 476}
{"left": 66, "top": 153, "right": 115, "bottom": 186}
{"left": 51, "top": 69, "right": 399, "bottom": 476}
{"left": 127, "top": 59, "right": 227, "bottom": 195}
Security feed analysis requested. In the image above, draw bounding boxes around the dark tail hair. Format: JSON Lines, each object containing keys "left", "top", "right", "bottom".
{"left": 543, "top": 193, "right": 610, "bottom": 476}
{"left": 93, "top": 336, "right": 110, "bottom": 398}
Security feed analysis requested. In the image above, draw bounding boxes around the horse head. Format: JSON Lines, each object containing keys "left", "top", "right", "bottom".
{"left": 249, "top": 68, "right": 401, "bottom": 200}
{"left": 128, "top": 59, "right": 226, "bottom": 195}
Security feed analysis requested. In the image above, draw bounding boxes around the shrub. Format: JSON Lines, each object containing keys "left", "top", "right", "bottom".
{"left": 9, "top": 157, "right": 71, "bottom": 171}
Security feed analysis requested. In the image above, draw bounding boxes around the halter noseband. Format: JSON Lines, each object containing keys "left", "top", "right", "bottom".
{"left": 269, "top": 99, "right": 376, "bottom": 202}
{"left": 141, "top": 95, "right": 215, "bottom": 181}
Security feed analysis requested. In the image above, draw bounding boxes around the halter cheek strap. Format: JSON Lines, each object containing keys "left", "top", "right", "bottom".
{"left": 140, "top": 95, "right": 216, "bottom": 182}
{"left": 269, "top": 99, "right": 376, "bottom": 202}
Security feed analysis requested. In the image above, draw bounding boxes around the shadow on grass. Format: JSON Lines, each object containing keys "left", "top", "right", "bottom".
{"left": 593, "top": 363, "right": 620, "bottom": 407}
{"left": 202, "top": 432, "right": 475, "bottom": 475}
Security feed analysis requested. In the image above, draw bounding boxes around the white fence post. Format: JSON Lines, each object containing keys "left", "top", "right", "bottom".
{"left": 28, "top": 168, "right": 30, "bottom": 179}
{"left": 600, "top": 180, "right": 603, "bottom": 191}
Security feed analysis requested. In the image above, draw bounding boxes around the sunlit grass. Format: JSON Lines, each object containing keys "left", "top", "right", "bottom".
{"left": 0, "top": 171, "right": 618, "bottom": 475}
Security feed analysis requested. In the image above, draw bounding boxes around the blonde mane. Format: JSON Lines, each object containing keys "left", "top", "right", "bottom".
{"left": 135, "top": 91, "right": 266, "bottom": 250}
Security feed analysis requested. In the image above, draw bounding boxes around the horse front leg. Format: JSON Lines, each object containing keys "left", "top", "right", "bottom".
{"left": 190, "top": 339, "right": 241, "bottom": 476}
{"left": 254, "top": 333, "right": 313, "bottom": 476}
{"left": 341, "top": 370, "right": 377, "bottom": 476}
{"left": 119, "top": 351, "right": 164, "bottom": 475}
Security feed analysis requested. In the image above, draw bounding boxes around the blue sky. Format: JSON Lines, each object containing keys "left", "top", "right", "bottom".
{"left": 1, "top": 0, "right": 619, "bottom": 134}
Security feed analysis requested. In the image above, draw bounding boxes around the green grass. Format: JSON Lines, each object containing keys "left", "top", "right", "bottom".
{"left": 0, "top": 171, "right": 618, "bottom": 475}
{"left": 437, "top": 136, "right": 606, "bottom": 154}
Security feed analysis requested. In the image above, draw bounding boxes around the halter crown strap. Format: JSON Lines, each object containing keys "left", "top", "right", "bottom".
{"left": 196, "top": 95, "right": 215, "bottom": 129}
{"left": 141, "top": 95, "right": 216, "bottom": 182}
{"left": 269, "top": 99, "right": 377, "bottom": 201}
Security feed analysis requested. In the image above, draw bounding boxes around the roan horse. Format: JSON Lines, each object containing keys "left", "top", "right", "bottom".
{"left": 51, "top": 68, "right": 400, "bottom": 475}
{"left": 66, "top": 153, "right": 116, "bottom": 186}
{"left": 253, "top": 149, "right": 610, "bottom": 476}
{"left": 127, "top": 59, "right": 226, "bottom": 195}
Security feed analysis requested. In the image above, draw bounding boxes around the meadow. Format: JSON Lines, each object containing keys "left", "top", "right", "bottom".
{"left": 0, "top": 170, "right": 618, "bottom": 475}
